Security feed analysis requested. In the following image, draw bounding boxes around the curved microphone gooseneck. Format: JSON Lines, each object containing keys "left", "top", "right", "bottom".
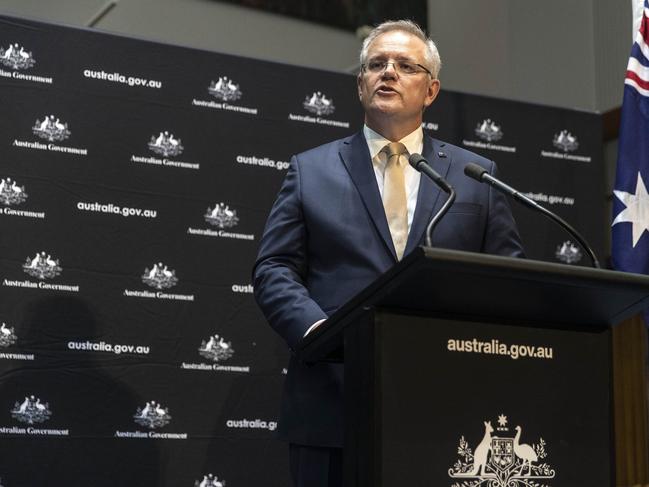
{"left": 408, "top": 153, "right": 456, "bottom": 247}
{"left": 464, "top": 162, "right": 600, "bottom": 268}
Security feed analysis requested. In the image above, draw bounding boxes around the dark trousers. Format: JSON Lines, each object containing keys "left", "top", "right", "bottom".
{"left": 289, "top": 444, "right": 343, "bottom": 487}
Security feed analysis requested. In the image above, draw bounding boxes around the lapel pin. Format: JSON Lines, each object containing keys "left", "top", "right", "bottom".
{"left": 438, "top": 151, "right": 447, "bottom": 158}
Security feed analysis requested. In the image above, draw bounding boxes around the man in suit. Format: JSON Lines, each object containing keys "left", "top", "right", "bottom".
{"left": 253, "top": 20, "right": 524, "bottom": 487}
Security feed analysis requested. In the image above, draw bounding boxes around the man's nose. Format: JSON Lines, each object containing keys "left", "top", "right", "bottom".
{"left": 381, "top": 63, "right": 398, "bottom": 78}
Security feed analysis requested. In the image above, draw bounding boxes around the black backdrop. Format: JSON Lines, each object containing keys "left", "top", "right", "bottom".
{"left": 0, "top": 15, "right": 604, "bottom": 487}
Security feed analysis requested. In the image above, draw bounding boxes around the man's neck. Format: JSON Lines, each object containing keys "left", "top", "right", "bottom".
{"left": 364, "top": 118, "right": 422, "bottom": 142}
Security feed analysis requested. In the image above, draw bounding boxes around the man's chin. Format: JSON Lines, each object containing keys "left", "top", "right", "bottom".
{"left": 366, "top": 103, "right": 402, "bottom": 117}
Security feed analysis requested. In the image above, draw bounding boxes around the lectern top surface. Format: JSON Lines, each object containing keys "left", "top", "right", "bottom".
{"left": 298, "top": 247, "right": 649, "bottom": 362}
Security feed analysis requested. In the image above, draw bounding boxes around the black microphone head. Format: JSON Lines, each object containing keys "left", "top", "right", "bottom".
{"left": 464, "top": 163, "right": 487, "bottom": 182}
{"left": 408, "top": 153, "right": 426, "bottom": 170}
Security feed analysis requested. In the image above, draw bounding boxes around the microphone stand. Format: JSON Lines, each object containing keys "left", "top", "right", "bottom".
{"left": 407, "top": 154, "right": 456, "bottom": 247}
{"left": 426, "top": 188, "right": 455, "bottom": 247}
{"left": 464, "top": 163, "right": 600, "bottom": 269}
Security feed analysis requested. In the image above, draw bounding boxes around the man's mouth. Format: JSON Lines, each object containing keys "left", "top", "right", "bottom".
{"left": 376, "top": 85, "right": 398, "bottom": 95}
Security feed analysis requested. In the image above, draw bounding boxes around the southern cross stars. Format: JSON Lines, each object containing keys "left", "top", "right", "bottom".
{"left": 613, "top": 171, "right": 649, "bottom": 247}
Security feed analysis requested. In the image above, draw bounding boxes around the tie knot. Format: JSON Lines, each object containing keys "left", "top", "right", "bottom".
{"left": 382, "top": 142, "right": 408, "bottom": 162}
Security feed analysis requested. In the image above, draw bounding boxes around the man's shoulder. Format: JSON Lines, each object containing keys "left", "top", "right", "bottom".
{"left": 294, "top": 132, "right": 360, "bottom": 160}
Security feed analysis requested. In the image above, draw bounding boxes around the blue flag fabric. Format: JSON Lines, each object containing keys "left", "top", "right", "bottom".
{"left": 612, "top": 0, "right": 649, "bottom": 323}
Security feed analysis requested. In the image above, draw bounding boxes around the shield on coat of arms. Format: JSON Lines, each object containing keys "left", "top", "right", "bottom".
{"left": 491, "top": 437, "right": 514, "bottom": 469}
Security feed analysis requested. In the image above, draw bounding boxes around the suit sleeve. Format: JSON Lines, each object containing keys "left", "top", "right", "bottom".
{"left": 252, "top": 156, "right": 328, "bottom": 350}
{"left": 482, "top": 160, "right": 526, "bottom": 258}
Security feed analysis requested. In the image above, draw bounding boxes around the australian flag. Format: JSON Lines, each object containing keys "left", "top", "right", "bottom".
{"left": 612, "top": 0, "right": 649, "bottom": 323}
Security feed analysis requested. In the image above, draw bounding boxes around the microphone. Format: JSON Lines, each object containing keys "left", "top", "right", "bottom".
{"left": 408, "top": 153, "right": 456, "bottom": 247}
{"left": 408, "top": 153, "right": 453, "bottom": 193}
{"left": 464, "top": 162, "right": 600, "bottom": 268}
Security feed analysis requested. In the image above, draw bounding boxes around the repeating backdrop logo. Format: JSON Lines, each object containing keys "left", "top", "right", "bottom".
{"left": 32, "top": 115, "right": 71, "bottom": 142}
{"left": 0, "top": 43, "right": 36, "bottom": 70}
{"left": 475, "top": 118, "right": 503, "bottom": 142}
{"left": 205, "top": 203, "right": 239, "bottom": 228}
{"left": 0, "top": 322, "right": 18, "bottom": 348}
{"left": 192, "top": 79, "right": 258, "bottom": 115}
{"left": 198, "top": 334, "right": 234, "bottom": 362}
{"left": 11, "top": 395, "right": 52, "bottom": 425}
{"left": 448, "top": 414, "right": 555, "bottom": 487}
{"left": 195, "top": 473, "right": 226, "bottom": 487}
{"left": 188, "top": 202, "right": 254, "bottom": 240}
{"left": 552, "top": 130, "right": 579, "bottom": 152}
{"left": 464, "top": 118, "right": 515, "bottom": 153}
{"left": 125, "top": 263, "right": 193, "bottom": 301}
{"left": 23, "top": 252, "right": 62, "bottom": 280}
{"left": 181, "top": 331, "right": 248, "bottom": 373}
{"left": 141, "top": 262, "right": 178, "bottom": 290}
{"left": 209, "top": 76, "right": 242, "bottom": 101}
{"left": 0, "top": 177, "right": 27, "bottom": 205}
{"left": 303, "top": 91, "right": 335, "bottom": 116}
{"left": 148, "top": 131, "right": 184, "bottom": 158}
{"left": 541, "top": 129, "right": 590, "bottom": 162}
{"left": 133, "top": 401, "right": 171, "bottom": 429}
{"left": 555, "top": 240, "right": 582, "bottom": 264}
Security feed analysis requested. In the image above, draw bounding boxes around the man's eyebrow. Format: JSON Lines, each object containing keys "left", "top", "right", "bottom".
{"left": 368, "top": 54, "right": 417, "bottom": 62}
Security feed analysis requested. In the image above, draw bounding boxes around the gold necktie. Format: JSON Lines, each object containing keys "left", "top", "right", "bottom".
{"left": 381, "top": 142, "right": 409, "bottom": 260}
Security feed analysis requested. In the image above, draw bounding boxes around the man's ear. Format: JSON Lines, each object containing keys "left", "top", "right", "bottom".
{"left": 357, "top": 73, "right": 363, "bottom": 101}
{"left": 424, "top": 78, "right": 441, "bottom": 108}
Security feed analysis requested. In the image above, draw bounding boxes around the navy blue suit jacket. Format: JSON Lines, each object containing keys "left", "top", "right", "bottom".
{"left": 253, "top": 131, "right": 524, "bottom": 447}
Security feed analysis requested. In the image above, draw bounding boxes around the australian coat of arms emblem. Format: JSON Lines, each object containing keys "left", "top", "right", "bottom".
{"left": 475, "top": 119, "right": 503, "bottom": 142}
{"left": 0, "top": 177, "right": 28, "bottom": 206}
{"left": 208, "top": 76, "right": 242, "bottom": 102}
{"left": 11, "top": 396, "right": 52, "bottom": 425}
{"left": 23, "top": 252, "right": 62, "bottom": 280}
{"left": 0, "top": 43, "right": 36, "bottom": 70}
{"left": 448, "top": 415, "right": 555, "bottom": 487}
{"left": 0, "top": 322, "right": 18, "bottom": 348}
{"left": 148, "top": 131, "right": 184, "bottom": 158}
{"left": 133, "top": 401, "right": 172, "bottom": 429}
{"left": 555, "top": 240, "right": 582, "bottom": 264}
{"left": 205, "top": 203, "right": 239, "bottom": 229}
{"left": 303, "top": 91, "right": 335, "bottom": 116}
{"left": 32, "top": 115, "right": 71, "bottom": 142}
{"left": 553, "top": 130, "right": 579, "bottom": 152}
{"left": 198, "top": 334, "right": 234, "bottom": 362}
{"left": 141, "top": 262, "right": 178, "bottom": 289}
{"left": 194, "top": 473, "right": 226, "bottom": 487}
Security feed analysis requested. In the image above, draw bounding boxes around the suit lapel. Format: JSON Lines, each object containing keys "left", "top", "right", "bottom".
{"left": 339, "top": 132, "right": 397, "bottom": 260}
{"left": 405, "top": 136, "right": 453, "bottom": 253}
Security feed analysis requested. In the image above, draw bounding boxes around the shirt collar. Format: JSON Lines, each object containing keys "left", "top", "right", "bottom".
{"left": 363, "top": 124, "right": 424, "bottom": 163}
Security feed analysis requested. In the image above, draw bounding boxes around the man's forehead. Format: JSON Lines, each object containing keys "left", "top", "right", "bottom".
{"left": 366, "top": 30, "right": 426, "bottom": 56}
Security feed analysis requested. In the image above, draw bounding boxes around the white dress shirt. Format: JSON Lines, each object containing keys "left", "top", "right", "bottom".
{"left": 305, "top": 125, "right": 425, "bottom": 337}
{"left": 363, "top": 124, "right": 423, "bottom": 230}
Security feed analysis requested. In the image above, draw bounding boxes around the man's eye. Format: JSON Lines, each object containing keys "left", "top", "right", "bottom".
{"left": 398, "top": 62, "right": 416, "bottom": 74}
{"left": 368, "top": 61, "right": 384, "bottom": 71}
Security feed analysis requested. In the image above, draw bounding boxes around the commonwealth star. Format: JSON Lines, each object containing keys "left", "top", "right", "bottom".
{"left": 613, "top": 171, "right": 649, "bottom": 247}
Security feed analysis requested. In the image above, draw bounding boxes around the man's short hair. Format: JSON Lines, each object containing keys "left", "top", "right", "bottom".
{"left": 359, "top": 20, "right": 442, "bottom": 78}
